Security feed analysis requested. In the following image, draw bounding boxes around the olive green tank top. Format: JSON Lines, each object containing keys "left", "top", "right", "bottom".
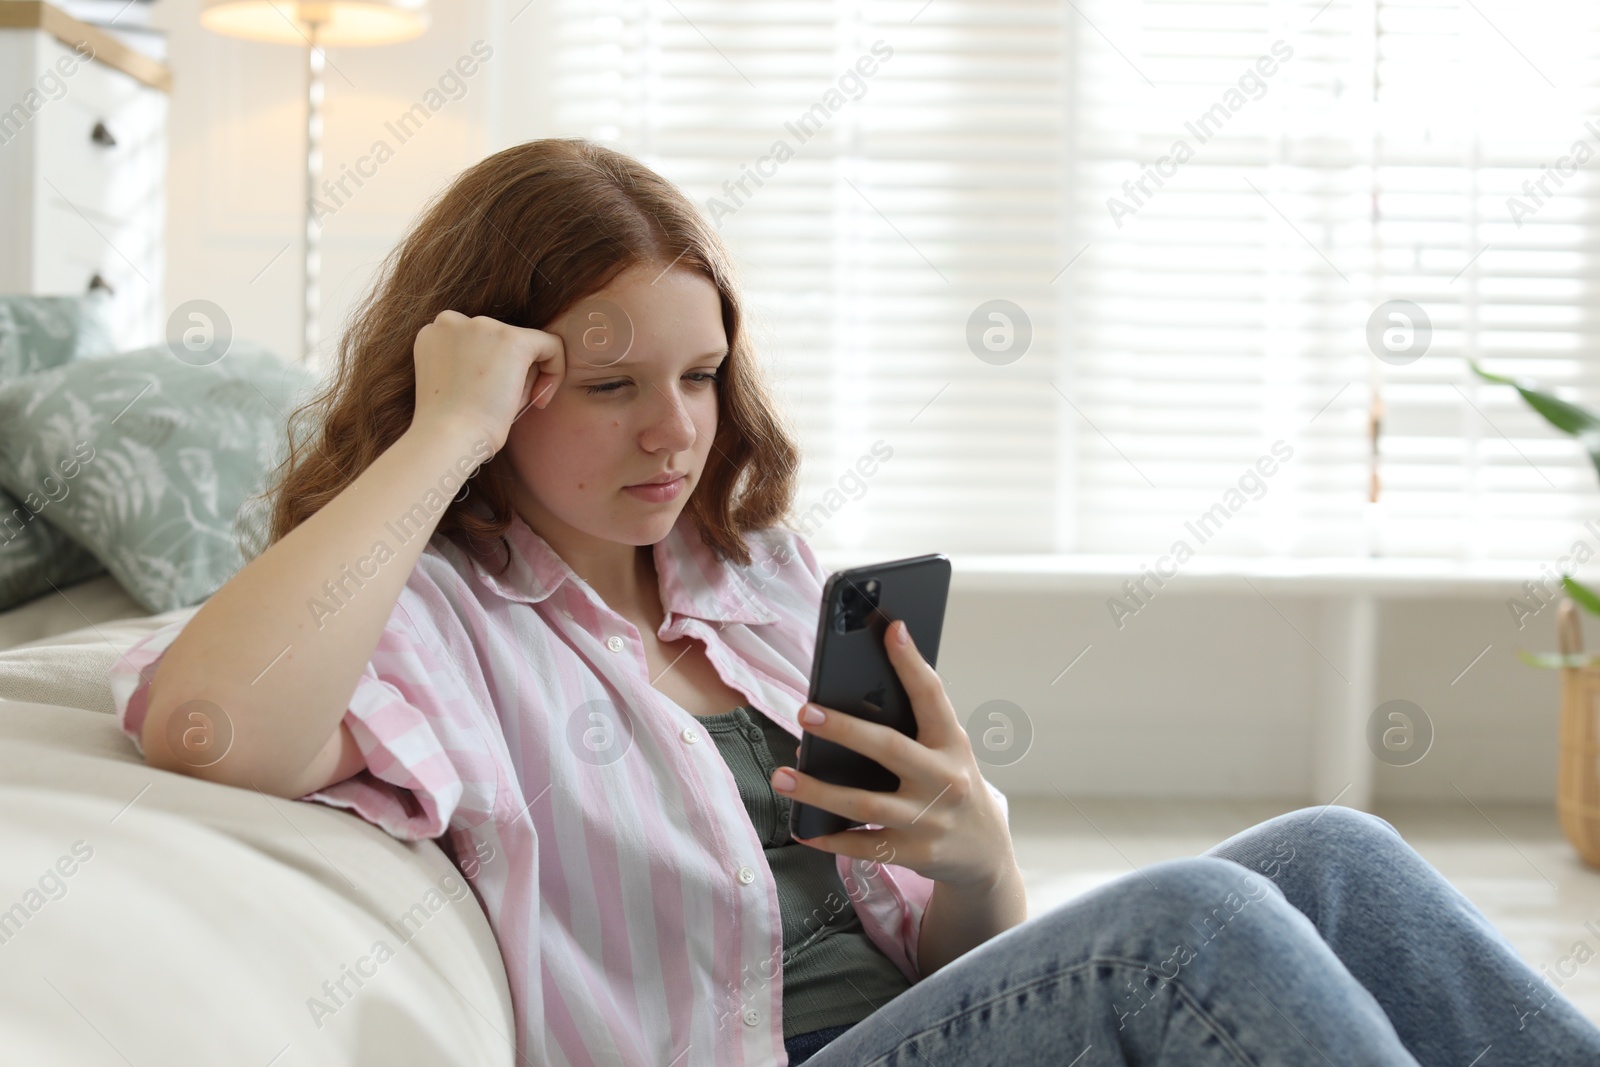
{"left": 694, "top": 703, "right": 914, "bottom": 1038}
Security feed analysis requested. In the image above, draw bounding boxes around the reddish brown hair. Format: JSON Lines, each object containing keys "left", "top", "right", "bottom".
{"left": 256, "top": 137, "right": 801, "bottom": 571}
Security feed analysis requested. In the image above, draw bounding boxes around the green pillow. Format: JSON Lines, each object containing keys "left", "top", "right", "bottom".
{"left": 0, "top": 494, "right": 105, "bottom": 610}
{"left": 0, "top": 341, "right": 316, "bottom": 614}
{"left": 0, "top": 290, "right": 116, "bottom": 378}
{"left": 0, "top": 290, "right": 121, "bottom": 611}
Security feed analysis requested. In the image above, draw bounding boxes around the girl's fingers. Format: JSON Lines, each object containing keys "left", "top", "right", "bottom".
{"left": 886, "top": 619, "right": 957, "bottom": 751}
{"left": 774, "top": 766, "right": 917, "bottom": 828}
{"left": 797, "top": 701, "right": 936, "bottom": 783}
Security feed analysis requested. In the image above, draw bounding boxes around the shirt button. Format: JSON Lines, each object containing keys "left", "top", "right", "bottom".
{"left": 681, "top": 726, "right": 699, "bottom": 744}
{"left": 736, "top": 865, "right": 755, "bottom": 885}
{"left": 742, "top": 1008, "right": 760, "bottom": 1026}
{"left": 561, "top": 608, "right": 573, "bottom": 619}
{"left": 606, "top": 635, "right": 624, "bottom": 653}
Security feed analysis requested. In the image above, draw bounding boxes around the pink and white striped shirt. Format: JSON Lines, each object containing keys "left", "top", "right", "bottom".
{"left": 110, "top": 508, "right": 1010, "bottom": 1066}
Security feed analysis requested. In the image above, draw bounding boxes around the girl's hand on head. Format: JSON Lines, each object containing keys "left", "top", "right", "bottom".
{"left": 411, "top": 309, "right": 566, "bottom": 452}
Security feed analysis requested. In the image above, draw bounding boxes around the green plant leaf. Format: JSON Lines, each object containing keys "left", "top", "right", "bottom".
{"left": 1469, "top": 360, "right": 1600, "bottom": 435}
{"left": 1469, "top": 359, "right": 1600, "bottom": 483}
{"left": 1563, "top": 575, "right": 1600, "bottom": 617}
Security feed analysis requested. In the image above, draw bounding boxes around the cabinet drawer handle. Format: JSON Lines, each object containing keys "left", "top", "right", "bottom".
{"left": 90, "top": 121, "right": 117, "bottom": 147}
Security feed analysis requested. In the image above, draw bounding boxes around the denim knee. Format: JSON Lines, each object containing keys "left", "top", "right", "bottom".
{"left": 1204, "top": 805, "right": 1413, "bottom": 938}
{"left": 1086, "top": 855, "right": 1290, "bottom": 952}
{"left": 1137, "top": 855, "right": 1283, "bottom": 911}
{"left": 1272, "top": 805, "right": 1403, "bottom": 851}
{"left": 1070, "top": 856, "right": 1297, "bottom": 986}
{"left": 1034, "top": 855, "right": 1283, "bottom": 949}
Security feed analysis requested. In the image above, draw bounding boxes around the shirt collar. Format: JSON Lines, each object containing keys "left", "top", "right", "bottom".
{"left": 465, "top": 508, "right": 780, "bottom": 626}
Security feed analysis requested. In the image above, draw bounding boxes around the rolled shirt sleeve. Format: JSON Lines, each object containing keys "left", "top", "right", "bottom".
{"left": 109, "top": 587, "right": 500, "bottom": 844}
{"left": 109, "top": 615, "right": 192, "bottom": 759}
{"left": 301, "top": 595, "right": 502, "bottom": 841}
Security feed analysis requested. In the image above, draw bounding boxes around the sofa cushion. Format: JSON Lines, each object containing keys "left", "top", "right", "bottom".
{"left": 0, "top": 601, "right": 189, "bottom": 712}
{"left": 0, "top": 699, "right": 515, "bottom": 1066}
{"left": 0, "top": 573, "right": 145, "bottom": 653}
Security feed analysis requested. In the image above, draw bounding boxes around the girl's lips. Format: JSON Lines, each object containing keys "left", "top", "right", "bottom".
{"left": 622, "top": 475, "right": 686, "bottom": 502}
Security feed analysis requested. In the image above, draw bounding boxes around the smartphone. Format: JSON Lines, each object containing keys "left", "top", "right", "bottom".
{"left": 788, "top": 553, "right": 952, "bottom": 841}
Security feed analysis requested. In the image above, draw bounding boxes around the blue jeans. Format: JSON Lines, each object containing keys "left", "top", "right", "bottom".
{"left": 785, "top": 805, "right": 1600, "bottom": 1066}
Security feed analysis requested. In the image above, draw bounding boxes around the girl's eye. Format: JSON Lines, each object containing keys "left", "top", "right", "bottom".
{"left": 584, "top": 371, "right": 721, "bottom": 396}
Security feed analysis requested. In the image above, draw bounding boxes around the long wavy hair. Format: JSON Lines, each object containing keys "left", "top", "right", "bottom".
{"left": 253, "top": 137, "right": 802, "bottom": 572}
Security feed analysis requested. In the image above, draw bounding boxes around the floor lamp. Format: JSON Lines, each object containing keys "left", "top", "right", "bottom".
{"left": 199, "top": 1, "right": 429, "bottom": 365}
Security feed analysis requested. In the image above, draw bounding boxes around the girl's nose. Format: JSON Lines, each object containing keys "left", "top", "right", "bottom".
{"left": 648, "top": 388, "right": 698, "bottom": 447}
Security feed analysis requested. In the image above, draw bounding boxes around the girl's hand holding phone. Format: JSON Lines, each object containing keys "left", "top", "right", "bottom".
{"left": 411, "top": 309, "right": 567, "bottom": 452}
{"left": 771, "top": 619, "right": 1017, "bottom": 892}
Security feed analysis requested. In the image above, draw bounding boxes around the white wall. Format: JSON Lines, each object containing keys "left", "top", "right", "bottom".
{"left": 930, "top": 585, "right": 1567, "bottom": 806}
{"left": 146, "top": 1, "right": 1570, "bottom": 807}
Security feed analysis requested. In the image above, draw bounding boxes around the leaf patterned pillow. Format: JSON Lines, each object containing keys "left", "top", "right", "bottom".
{"left": 0, "top": 290, "right": 117, "bottom": 378}
{"left": 0, "top": 488, "right": 106, "bottom": 611}
{"left": 0, "top": 290, "right": 121, "bottom": 611}
{"left": 0, "top": 341, "right": 317, "bottom": 614}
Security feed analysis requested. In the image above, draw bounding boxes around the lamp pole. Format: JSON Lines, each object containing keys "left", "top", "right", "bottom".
{"left": 303, "top": 20, "right": 325, "bottom": 365}
{"left": 199, "top": 0, "right": 429, "bottom": 364}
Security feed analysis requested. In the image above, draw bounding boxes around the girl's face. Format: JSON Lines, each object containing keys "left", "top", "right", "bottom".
{"left": 500, "top": 262, "right": 729, "bottom": 554}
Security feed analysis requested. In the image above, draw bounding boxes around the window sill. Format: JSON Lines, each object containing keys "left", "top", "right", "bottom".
{"left": 819, "top": 552, "right": 1551, "bottom": 598}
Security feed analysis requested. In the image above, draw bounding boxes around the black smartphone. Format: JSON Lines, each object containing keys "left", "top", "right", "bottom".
{"left": 788, "top": 553, "right": 952, "bottom": 841}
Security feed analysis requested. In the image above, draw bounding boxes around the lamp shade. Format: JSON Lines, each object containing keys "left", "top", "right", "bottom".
{"left": 200, "top": 0, "right": 428, "bottom": 46}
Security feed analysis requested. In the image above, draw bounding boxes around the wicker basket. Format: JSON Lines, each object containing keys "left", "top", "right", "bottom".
{"left": 1557, "top": 598, "right": 1600, "bottom": 869}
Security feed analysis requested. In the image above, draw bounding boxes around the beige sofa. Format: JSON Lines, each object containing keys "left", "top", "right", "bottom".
{"left": 0, "top": 577, "right": 517, "bottom": 1066}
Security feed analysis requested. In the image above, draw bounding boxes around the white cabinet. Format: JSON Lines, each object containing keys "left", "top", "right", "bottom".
{"left": 0, "top": 6, "right": 169, "bottom": 350}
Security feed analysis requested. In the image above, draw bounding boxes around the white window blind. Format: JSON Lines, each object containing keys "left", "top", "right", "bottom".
{"left": 551, "top": 0, "right": 1600, "bottom": 561}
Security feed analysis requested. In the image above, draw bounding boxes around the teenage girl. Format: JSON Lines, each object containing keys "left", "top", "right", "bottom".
{"left": 118, "top": 138, "right": 1600, "bottom": 1066}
